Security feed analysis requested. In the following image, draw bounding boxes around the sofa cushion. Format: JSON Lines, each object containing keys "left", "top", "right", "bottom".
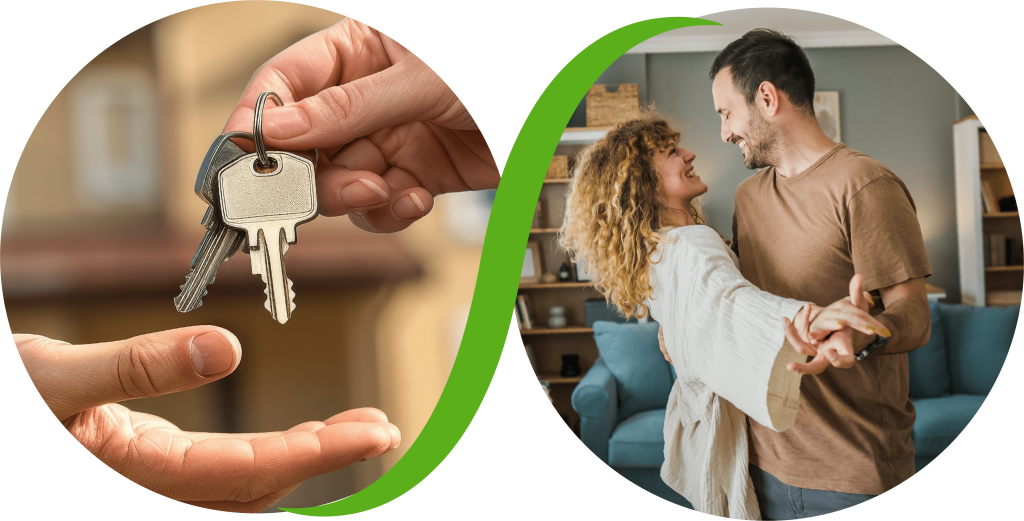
{"left": 912, "top": 394, "right": 986, "bottom": 457}
{"left": 592, "top": 321, "right": 674, "bottom": 422}
{"left": 608, "top": 409, "right": 666, "bottom": 468}
{"left": 940, "top": 303, "right": 1018, "bottom": 395}
{"left": 908, "top": 300, "right": 950, "bottom": 398}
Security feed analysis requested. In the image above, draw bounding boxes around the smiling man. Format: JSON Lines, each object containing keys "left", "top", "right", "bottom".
{"left": 709, "top": 29, "right": 933, "bottom": 519}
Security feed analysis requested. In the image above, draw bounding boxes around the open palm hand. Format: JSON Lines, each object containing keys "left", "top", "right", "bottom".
{"left": 17, "top": 327, "right": 399, "bottom": 512}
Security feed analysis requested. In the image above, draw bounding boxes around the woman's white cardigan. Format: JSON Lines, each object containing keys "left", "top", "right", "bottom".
{"left": 647, "top": 226, "right": 807, "bottom": 519}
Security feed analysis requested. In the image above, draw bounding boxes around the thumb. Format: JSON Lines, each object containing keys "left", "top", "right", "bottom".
{"left": 17, "top": 326, "right": 241, "bottom": 421}
{"left": 258, "top": 55, "right": 470, "bottom": 150}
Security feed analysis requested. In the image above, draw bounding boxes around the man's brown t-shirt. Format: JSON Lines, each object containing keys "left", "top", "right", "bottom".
{"left": 732, "top": 143, "right": 932, "bottom": 495}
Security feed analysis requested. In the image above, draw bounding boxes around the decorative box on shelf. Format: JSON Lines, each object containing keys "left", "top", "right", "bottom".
{"left": 547, "top": 155, "right": 569, "bottom": 179}
{"left": 586, "top": 84, "right": 639, "bottom": 127}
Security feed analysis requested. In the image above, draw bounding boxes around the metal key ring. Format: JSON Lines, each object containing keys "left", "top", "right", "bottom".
{"left": 253, "top": 91, "right": 283, "bottom": 169}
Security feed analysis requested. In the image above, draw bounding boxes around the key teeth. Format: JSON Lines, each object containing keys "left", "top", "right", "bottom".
{"left": 289, "top": 278, "right": 296, "bottom": 311}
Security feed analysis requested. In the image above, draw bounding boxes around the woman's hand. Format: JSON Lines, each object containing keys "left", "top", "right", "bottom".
{"left": 806, "top": 275, "right": 889, "bottom": 342}
{"left": 782, "top": 274, "right": 890, "bottom": 375}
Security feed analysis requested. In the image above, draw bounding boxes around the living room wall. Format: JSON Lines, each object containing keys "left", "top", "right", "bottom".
{"left": 578, "top": 45, "right": 977, "bottom": 303}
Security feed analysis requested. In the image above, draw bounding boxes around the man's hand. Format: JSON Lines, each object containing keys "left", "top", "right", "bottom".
{"left": 16, "top": 327, "right": 400, "bottom": 512}
{"left": 224, "top": 18, "right": 499, "bottom": 234}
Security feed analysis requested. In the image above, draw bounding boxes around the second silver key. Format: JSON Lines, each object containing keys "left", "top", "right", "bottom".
{"left": 219, "top": 150, "right": 318, "bottom": 324}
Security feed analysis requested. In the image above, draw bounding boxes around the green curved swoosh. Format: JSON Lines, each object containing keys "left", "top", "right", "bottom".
{"left": 286, "top": 16, "right": 719, "bottom": 516}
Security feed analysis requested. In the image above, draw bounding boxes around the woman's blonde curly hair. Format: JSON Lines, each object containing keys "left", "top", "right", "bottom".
{"left": 558, "top": 111, "right": 707, "bottom": 319}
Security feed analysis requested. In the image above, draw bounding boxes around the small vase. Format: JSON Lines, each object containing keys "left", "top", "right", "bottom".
{"left": 548, "top": 306, "right": 567, "bottom": 329}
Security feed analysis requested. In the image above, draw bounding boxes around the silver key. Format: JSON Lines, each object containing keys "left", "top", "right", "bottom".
{"left": 174, "top": 132, "right": 252, "bottom": 313}
{"left": 218, "top": 151, "right": 318, "bottom": 324}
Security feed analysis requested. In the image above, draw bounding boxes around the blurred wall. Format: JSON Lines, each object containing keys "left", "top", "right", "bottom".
{"left": 3, "top": 1, "right": 484, "bottom": 510}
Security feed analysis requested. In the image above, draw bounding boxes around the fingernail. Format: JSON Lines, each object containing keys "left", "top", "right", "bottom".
{"left": 826, "top": 352, "right": 836, "bottom": 361}
{"left": 393, "top": 193, "right": 427, "bottom": 220}
{"left": 836, "top": 320, "right": 844, "bottom": 327}
{"left": 866, "top": 325, "right": 877, "bottom": 335}
{"left": 881, "top": 327, "right": 892, "bottom": 338}
{"left": 341, "top": 179, "right": 388, "bottom": 208}
{"left": 190, "top": 332, "right": 234, "bottom": 376}
{"left": 263, "top": 106, "right": 311, "bottom": 140}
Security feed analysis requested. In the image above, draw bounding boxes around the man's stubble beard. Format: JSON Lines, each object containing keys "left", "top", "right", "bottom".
{"left": 743, "top": 105, "right": 781, "bottom": 170}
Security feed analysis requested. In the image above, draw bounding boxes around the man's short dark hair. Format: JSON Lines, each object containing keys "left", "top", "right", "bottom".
{"left": 710, "top": 29, "right": 815, "bottom": 116}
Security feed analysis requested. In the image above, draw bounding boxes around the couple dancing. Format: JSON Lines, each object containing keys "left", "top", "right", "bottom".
{"left": 559, "top": 29, "right": 932, "bottom": 519}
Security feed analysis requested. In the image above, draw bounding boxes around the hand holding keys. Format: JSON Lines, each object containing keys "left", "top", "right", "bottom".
{"left": 176, "top": 92, "right": 317, "bottom": 324}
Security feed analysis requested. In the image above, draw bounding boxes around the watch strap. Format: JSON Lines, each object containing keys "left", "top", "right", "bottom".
{"left": 855, "top": 334, "right": 887, "bottom": 361}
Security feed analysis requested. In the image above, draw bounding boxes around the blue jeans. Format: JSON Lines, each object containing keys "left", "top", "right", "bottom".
{"left": 749, "top": 465, "right": 876, "bottom": 519}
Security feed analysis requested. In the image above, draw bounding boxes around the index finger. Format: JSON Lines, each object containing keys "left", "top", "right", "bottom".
{"left": 848, "top": 274, "right": 865, "bottom": 309}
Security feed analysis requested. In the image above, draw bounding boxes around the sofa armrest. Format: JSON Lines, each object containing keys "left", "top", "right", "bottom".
{"left": 571, "top": 358, "right": 618, "bottom": 463}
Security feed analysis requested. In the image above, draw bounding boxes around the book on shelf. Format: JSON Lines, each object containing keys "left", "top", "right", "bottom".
{"left": 1008, "top": 237, "right": 1021, "bottom": 266}
{"left": 988, "top": 233, "right": 1006, "bottom": 267}
{"left": 516, "top": 294, "right": 534, "bottom": 330}
{"left": 981, "top": 181, "right": 999, "bottom": 214}
{"left": 998, "top": 235, "right": 1008, "bottom": 267}
{"left": 983, "top": 234, "right": 990, "bottom": 267}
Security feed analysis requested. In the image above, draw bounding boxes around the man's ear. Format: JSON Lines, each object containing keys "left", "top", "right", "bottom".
{"left": 757, "top": 81, "right": 781, "bottom": 117}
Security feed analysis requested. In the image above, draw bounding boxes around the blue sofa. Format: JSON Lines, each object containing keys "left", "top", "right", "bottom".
{"left": 908, "top": 301, "right": 1018, "bottom": 471}
{"left": 571, "top": 321, "right": 692, "bottom": 508}
{"left": 573, "top": 303, "right": 1018, "bottom": 505}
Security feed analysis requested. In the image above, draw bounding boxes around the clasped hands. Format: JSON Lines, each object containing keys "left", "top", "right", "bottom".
{"left": 782, "top": 274, "right": 890, "bottom": 375}
{"left": 656, "top": 274, "right": 887, "bottom": 376}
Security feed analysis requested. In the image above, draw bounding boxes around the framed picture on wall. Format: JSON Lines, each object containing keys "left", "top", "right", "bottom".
{"left": 522, "top": 241, "right": 543, "bottom": 283}
{"left": 814, "top": 91, "right": 841, "bottom": 142}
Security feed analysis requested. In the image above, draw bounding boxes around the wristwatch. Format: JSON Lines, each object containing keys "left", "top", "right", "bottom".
{"left": 855, "top": 333, "right": 887, "bottom": 361}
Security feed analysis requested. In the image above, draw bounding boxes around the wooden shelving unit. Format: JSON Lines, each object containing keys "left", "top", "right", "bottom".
{"left": 521, "top": 327, "right": 595, "bottom": 336}
{"left": 954, "top": 115, "right": 1022, "bottom": 307}
{"left": 520, "top": 282, "right": 593, "bottom": 289}
{"left": 985, "top": 266, "right": 1024, "bottom": 273}
{"left": 537, "top": 374, "right": 584, "bottom": 384}
{"left": 518, "top": 127, "right": 609, "bottom": 435}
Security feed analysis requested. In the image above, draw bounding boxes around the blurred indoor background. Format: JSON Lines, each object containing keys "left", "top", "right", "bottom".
{"left": 1, "top": 2, "right": 493, "bottom": 510}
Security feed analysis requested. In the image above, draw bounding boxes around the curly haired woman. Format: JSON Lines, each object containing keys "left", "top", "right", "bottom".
{"left": 558, "top": 112, "right": 885, "bottom": 519}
